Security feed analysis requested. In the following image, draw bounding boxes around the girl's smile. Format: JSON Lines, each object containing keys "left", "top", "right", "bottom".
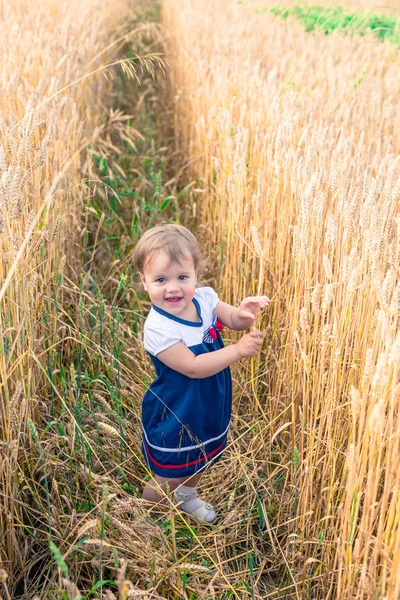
{"left": 140, "top": 252, "right": 198, "bottom": 320}
{"left": 165, "top": 296, "right": 183, "bottom": 306}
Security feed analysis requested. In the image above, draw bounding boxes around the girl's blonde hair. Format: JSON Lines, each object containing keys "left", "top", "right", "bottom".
{"left": 133, "top": 224, "right": 203, "bottom": 273}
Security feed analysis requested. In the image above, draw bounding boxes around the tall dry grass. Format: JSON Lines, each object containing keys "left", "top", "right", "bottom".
{"left": 0, "top": 0, "right": 135, "bottom": 584}
{"left": 164, "top": 1, "right": 400, "bottom": 598}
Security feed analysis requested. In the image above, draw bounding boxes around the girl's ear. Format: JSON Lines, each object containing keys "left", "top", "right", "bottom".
{"left": 139, "top": 272, "right": 148, "bottom": 291}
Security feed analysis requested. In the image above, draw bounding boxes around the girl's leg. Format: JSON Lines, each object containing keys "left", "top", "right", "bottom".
{"left": 143, "top": 472, "right": 216, "bottom": 523}
{"left": 143, "top": 473, "right": 201, "bottom": 502}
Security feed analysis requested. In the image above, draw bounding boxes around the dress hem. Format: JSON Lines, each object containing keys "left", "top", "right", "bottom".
{"left": 142, "top": 437, "right": 228, "bottom": 478}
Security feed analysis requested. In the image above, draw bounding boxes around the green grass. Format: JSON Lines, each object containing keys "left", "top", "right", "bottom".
{"left": 267, "top": 3, "right": 400, "bottom": 45}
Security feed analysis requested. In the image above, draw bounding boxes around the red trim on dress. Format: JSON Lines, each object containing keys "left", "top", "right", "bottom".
{"left": 144, "top": 438, "right": 226, "bottom": 470}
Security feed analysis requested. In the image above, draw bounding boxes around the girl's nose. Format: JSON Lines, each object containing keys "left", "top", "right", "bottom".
{"left": 166, "top": 281, "right": 180, "bottom": 292}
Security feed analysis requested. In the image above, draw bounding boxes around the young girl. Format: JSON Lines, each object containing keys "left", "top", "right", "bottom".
{"left": 133, "top": 224, "right": 269, "bottom": 524}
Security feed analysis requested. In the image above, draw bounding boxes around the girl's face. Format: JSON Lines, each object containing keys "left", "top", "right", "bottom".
{"left": 140, "top": 251, "right": 197, "bottom": 319}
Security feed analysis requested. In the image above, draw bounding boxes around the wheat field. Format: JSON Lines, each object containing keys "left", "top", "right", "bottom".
{"left": 163, "top": 0, "right": 400, "bottom": 598}
{"left": 2, "top": 0, "right": 400, "bottom": 597}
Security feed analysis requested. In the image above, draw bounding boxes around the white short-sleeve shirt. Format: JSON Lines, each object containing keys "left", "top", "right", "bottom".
{"left": 143, "top": 286, "right": 220, "bottom": 356}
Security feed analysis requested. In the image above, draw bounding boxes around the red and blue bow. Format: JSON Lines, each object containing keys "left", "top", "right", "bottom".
{"left": 203, "top": 316, "right": 223, "bottom": 344}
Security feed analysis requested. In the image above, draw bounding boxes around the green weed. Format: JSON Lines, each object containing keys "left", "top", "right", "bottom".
{"left": 269, "top": 3, "right": 400, "bottom": 46}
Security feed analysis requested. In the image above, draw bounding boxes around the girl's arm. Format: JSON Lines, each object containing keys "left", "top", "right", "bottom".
{"left": 214, "top": 296, "right": 270, "bottom": 331}
{"left": 157, "top": 331, "right": 264, "bottom": 379}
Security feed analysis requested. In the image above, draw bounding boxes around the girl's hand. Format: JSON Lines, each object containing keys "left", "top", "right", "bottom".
{"left": 238, "top": 295, "right": 270, "bottom": 321}
{"left": 236, "top": 330, "right": 264, "bottom": 358}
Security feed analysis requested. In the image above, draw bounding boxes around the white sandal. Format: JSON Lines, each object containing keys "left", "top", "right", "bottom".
{"left": 174, "top": 487, "right": 217, "bottom": 524}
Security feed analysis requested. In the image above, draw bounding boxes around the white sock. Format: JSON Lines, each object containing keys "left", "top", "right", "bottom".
{"left": 174, "top": 485, "right": 198, "bottom": 501}
{"left": 174, "top": 485, "right": 216, "bottom": 523}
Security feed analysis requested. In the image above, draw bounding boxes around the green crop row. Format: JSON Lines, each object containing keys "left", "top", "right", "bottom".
{"left": 266, "top": 3, "right": 400, "bottom": 45}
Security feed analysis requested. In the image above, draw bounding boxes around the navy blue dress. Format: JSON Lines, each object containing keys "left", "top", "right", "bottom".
{"left": 142, "top": 287, "right": 232, "bottom": 478}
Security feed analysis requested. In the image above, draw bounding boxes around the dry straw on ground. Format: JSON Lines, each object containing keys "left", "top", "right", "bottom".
{"left": 164, "top": 0, "right": 400, "bottom": 598}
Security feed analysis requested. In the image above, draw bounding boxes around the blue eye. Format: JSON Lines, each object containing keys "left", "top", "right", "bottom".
{"left": 178, "top": 275, "right": 188, "bottom": 281}
{"left": 155, "top": 278, "right": 166, "bottom": 283}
